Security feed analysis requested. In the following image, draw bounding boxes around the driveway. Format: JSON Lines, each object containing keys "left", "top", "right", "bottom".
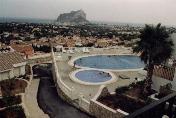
{"left": 36, "top": 65, "right": 92, "bottom": 118}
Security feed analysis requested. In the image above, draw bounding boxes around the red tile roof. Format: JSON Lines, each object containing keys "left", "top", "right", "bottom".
{"left": 0, "top": 52, "right": 26, "bottom": 72}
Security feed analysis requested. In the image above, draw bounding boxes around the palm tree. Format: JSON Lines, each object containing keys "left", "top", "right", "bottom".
{"left": 133, "top": 23, "right": 174, "bottom": 93}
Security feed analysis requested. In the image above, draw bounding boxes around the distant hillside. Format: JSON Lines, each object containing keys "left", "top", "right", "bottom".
{"left": 57, "top": 10, "right": 89, "bottom": 25}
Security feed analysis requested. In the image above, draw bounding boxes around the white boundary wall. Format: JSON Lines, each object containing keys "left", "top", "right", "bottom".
{"left": 51, "top": 49, "right": 90, "bottom": 112}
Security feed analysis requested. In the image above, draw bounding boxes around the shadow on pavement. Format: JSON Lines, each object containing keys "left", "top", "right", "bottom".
{"left": 36, "top": 65, "right": 93, "bottom": 118}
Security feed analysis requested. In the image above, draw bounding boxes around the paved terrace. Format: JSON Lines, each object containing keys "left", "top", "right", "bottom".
{"left": 56, "top": 47, "right": 145, "bottom": 101}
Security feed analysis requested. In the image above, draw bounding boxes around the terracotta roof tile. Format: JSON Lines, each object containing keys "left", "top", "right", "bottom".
{"left": 0, "top": 52, "right": 25, "bottom": 72}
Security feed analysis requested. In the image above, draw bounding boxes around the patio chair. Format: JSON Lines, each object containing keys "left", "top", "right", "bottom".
{"left": 62, "top": 49, "right": 67, "bottom": 53}
{"left": 83, "top": 47, "right": 90, "bottom": 53}
{"left": 119, "top": 74, "right": 130, "bottom": 79}
{"left": 68, "top": 50, "right": 74, "bottom": 54}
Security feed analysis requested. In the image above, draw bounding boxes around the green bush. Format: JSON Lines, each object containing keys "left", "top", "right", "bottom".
{"left": 157, "top": 83, "right": 172, "bottom": 98}
{"left": 115, "top": 86, "right": 129, "bottom": 95}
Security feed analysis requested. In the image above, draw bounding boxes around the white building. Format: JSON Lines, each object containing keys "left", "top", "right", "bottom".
{"left": 152, "top": 33, "right": 176, "bottom": 91}
{"left": 0, "top": 52, "right": 26, "bottom": 81}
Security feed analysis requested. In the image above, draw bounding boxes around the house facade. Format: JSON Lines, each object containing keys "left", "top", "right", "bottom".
{"left": 0, "top": 52, "right": 26, "bottom": 81}
{"left": 152, "top": 33, "right": 176, "bottom": 91}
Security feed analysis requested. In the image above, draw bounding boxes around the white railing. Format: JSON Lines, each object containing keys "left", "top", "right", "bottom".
{"left": 79, "top": 96, "right": 90, "bottom": 112}
{"left": 52, "top": 50, "right": 72, "bottom": 97}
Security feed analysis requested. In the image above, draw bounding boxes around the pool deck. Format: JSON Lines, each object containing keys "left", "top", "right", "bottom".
{"left": 55, "top": 47, "right": 146, "bottom": 101}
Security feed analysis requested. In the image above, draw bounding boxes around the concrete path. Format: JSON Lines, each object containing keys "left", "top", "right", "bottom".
{"left": 37, "top": 76, "right": 92, "bottom": 118}
{"left": 24, "top": 78, "right": 49, "bottom": 118}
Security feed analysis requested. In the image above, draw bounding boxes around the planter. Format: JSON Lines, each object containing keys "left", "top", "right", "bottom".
{"left": 98, "top": 94, "right": 147, "bottom": 114}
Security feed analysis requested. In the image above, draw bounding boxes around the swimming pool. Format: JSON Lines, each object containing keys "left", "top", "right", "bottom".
{"left": 72, "top": 55, "right": 144, "bottom": 71}
{"left": 70, "top": 69, "right": 116, "bottom": 85}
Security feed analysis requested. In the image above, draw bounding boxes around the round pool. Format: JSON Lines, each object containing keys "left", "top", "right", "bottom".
{"left": 70, "top": 55, "right": 144, "bottom": 71}
{"left": 70, "top": 69, "right": 116, "bottom": 85}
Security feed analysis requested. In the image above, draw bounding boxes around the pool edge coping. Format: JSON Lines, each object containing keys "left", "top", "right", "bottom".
{"left": 69, "top": 68, "right": 117, "bottom": 86}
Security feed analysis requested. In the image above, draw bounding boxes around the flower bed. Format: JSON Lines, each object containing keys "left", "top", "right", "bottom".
{"left": 0, "top": 106, "right": 26, "bottom": 118}
{"left": 98, "top": 94, "right": 147, "bottom": 113}
{"left": 116, "top": 81, "right": 156, "bottom": 101}
{"left": 0, "top": 79, "right": 27, "bottom": 96}
{"left": 98, "top": 81, "right": 156, "bottom": 113}
{"left": 0, "top": 95, "right": 22, "bottom": 108}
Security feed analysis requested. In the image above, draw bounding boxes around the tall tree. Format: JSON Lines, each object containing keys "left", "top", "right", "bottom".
{"left": 133, "top": 23, "right": 174, "bottom": 93}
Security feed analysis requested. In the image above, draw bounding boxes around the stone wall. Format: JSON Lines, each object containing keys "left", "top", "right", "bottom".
{"left": 90, "top": 85, "right": 126, "bottom": 118}
{"left": 90, "top": 100, "right": 125, "bottom": 118}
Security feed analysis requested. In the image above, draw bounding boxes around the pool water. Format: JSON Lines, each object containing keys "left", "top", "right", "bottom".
{"left": 74, "top": 55, "right": 144, "bottom": 70}
{"left": 75, "top": 70, "right": 112, "bottom": 83}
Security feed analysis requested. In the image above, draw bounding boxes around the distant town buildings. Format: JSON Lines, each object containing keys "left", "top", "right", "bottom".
{"left": 11, "top": 44, "right": 34, "bottom": 57}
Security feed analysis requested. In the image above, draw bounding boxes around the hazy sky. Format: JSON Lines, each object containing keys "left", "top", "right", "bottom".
{"left": 1, "top": 0, "right": 176, "bottom": 25}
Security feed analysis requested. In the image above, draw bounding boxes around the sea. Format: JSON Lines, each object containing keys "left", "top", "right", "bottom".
{"left": 0, "top": 17, "right": 174, "bottom": 28}
{"left": 0, "top": 17, "right": 55, "bottom": 24}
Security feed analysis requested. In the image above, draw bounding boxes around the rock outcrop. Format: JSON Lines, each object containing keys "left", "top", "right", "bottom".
{"left": 57, "top": 10, "right": 89, "bottom": 25}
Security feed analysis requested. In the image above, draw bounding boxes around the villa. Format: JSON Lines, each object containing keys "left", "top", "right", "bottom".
{"left": 51, "top": 32, "right": 176, "bottom": 118}
{"left": 51, "top": 46, "right": 145, "bottom": 117}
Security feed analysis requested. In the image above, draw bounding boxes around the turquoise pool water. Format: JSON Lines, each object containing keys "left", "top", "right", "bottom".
{"left": 74, "top": 55, "right": 144, "bottom": 70}
{"left": 75, "top": 70, "right": 112, "bottom": 83}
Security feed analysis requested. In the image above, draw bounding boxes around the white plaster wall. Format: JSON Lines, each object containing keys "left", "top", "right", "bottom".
{"left": 0, "top": 72, "right": 10, "bottom": 81}
{"left": 13, "top": 67, "right": 20, "bottom": 77}
{"left": 20, "top": 66, "right": 25, "bottom": 75}
{"left": 152, "top": 74, "right": 176, "bottom": 91}
{"left": 9, "top": 70, "right": 14, "bottom": 78}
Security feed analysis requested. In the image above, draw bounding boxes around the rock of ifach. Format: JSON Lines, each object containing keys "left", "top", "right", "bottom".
{"left": 57, "top": 10, "right": 89, "bottom": 25}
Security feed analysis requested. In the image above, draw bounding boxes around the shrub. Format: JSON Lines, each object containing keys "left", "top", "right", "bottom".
{"left": 136, "top": 80, "right": 145, "bottom": 85}
{"left": 157, "top": 83, "right": 172, "bottom": 98}
{"left": 115, "top": 86, "right": 129, "bottom": 95}
{"left": 0, "top": 105, "right": 26, "bottom": 118}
